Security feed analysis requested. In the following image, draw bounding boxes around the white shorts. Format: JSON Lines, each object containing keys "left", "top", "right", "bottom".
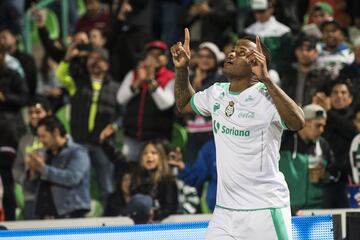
{"left": 205, "top": 206, "right": 292, "bottom": 240}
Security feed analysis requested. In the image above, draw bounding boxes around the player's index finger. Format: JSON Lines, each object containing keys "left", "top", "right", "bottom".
{"left": 256, "top": 35, "right": 263, "bottom": 54}
{"left": 184, "top": 28, "right": 190, "bottom": 50}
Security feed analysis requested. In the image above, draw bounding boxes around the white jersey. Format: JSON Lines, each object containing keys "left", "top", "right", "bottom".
{"left": 191, "top": 82, "right": 289, "bottom": 210}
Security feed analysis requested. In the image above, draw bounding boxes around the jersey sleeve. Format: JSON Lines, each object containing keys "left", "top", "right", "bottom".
{"left": 268, "top": 98, "right": 288, "bottom": 130}
{"left": 272, "top": 110, "right": 288, "bottom": 130}
{"left": 190, "top": 86, "right": 213, "bottom": 117}
{"left": 258, "top": 82, "right": 288, "bottom": 130}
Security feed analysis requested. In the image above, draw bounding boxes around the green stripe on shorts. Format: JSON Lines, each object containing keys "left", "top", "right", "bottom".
{"left": 270, "top": 208, "right": 288, "bottom": 240}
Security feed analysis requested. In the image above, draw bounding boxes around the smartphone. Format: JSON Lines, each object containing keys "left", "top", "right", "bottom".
{"left": 77, "top": 43, "right": 93, "bottom": 52}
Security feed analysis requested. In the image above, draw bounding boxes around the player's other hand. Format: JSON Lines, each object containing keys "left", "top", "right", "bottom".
{"left": 171, "top": 28, "right": 191, "bottom": 69}
{"left": 246, "top": 35, "right": 270, "bottom": 82}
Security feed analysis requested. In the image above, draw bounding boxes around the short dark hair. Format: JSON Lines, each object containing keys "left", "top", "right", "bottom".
{"left": 320, "top": 19, "right": 342, "bottom": 32}
{"left": 294, "top": 34, "right": 317, "bottom": 50}
{"left": 330, "top": 78, "right": 353, "bottom": 96}
{"left": 239, "top": 35, "right": 271, "bottom": 69}
{"left": 37, "top": 117, "right": 67, "bottom": 137}
{"left": 28, "top": 96, "right": 53, "bottom": 113}
{"left": 0, "top": 26, "right": 16, "bottom": 36}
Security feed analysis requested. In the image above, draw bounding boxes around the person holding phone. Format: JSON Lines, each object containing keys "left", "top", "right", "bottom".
{"left": 56, "top": 46, "right": 118, "bottom": 208}
{"left": 26, "top": 117, "right": 91, "bottom": 219}
{"left": 13, "top": 96, "right": 52, "bottom": 219}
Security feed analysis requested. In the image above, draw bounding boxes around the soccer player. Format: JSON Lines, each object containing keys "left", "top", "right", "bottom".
{"left": 170, "top": 29, "right": 305, "bottom": 240}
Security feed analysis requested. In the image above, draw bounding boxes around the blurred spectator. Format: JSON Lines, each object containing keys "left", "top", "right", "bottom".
{"left": 33, "top": 7, "right": 90, "bottom": 64}
{"left": 38, "top": 55, "right": 67, "bottom": 112}
{"left": 104, "top": 163, "right": 134, "bottom": 216}
{"left": 89, "top": 28, "right": 107, "bottom": 49}
{"left": 26, "top": 117, "right": 91, "bottom": 219}
{"left": 313, "top": 80, "right": 358, "bottom": 208}
{"left": 162, "top": 143, "right": 199, "bottom": 214}
{"left": 4, "top": 53, "right": 25, "bottom": 78}
{"left": 323, "top": 0, "right": 351, "bottom": 28}
{"left": 152, "top": 0, "right": 182, "bottom": 47}
{"left": 127, "top": 193, "right": 154, "bottom": 224}
{"left": 13, "top": 97, "right": 52, "bottom": 219}
{"left": 348, "top": 16, "right": 360, "bottom": 44}
{"left": 108, "top": 0, "right": 152, "bottom": 82}
{"left": 0, "top": 45, "right": 28, "bottom": 220}
{"left": 130, "top": 141, "right": 178, "bottom": 221}
{"left": 235, "top": 0, "right": 251, "bottom": 33}
{"left": 46, "top": 0, "right": 79, "bottom": 34}
{"left": 245, "top": 0, "right": 292, "bottom": 73}
{"left": 272, "top": 0, "right": 301, "bottom": 34}
{"left": 281, "top": 34, "right": 331, "bottom": 106}
{"left": 279, "top": 104, "right": 335, "bottom": 215}
{"left": 338, "top": 37, "right": 360, "bottom": 107}
{"left": 302, "top": 2, "right": 334, "bottom": 39}
{"left": 350, "top": 105, "right": 360, "bottom": 184}
{"left": 76, "top": 0, "right": 109, "bottom": 33}
{"left": 185, "top": 0, "right": 236, "bottom": 49}
{"left": 0, "top": 27, "right": 38, "bottom": 97}
{"left": 0, "top": 0, "right": 24, "bottom": 35}
{"left": 183, "top": 42, "right": 226, "bottom": 164}
{"left": 315, "top": 20, "right": 354, "bottom": 80}
{"left": 117, "top": 41, "right": 175, "bottom": 162}
{"left": 169, "top": 139, "right": 217, "bottom": 212}
{"left": 56, "top": 47, "right": 118, "bottom": 207}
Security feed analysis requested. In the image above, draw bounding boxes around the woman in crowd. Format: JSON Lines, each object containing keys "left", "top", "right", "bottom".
{"left": 130, "top": 141, "right": 178, "bottom": 221}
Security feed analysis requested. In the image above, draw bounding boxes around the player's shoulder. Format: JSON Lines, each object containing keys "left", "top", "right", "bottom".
{"left": 203, "top": 82, "right": 230, "bottom": 97}
{"left": 252, "top": 82, "right": 270, "bottom": 97}
{"left": 214, "top": 82, "right": 230, "bottom": 91}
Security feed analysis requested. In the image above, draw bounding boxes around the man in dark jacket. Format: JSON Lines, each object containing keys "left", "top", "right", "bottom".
{"left": 313, "top": 79, "right": 358, "bottom": 208}
{"left": 338, "top": 38, "right": 360, "bottom": 107}
{"left": 281, "top": 35, "right": 330, "bottom": 106}
{"left": 26, "top": 117, "right": 91, "bottom": 219}
{"left": 56, "top": 46, "right": 118, "bottom": 207}
{"left": 0, "top": 28, "right": 37, "bottom": 97}
{"left": 0, "top": 46, "right": 28, "bottom": 220}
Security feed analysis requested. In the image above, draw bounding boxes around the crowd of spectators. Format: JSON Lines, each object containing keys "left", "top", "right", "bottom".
{"left": 0, "top": 0, "right": 360, "bottom": 223}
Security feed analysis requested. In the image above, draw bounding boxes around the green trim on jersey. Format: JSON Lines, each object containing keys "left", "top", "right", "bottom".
{"left": 229, "top": 90, "right": 241, "bottom": 95}
{"left": 215, "top": 204, "right": 288, "bottom": 212}
{"left": 256, "top": 82, "right": 268, "bottom": 91}
{"left": 190, "top": 95, "right": 202, "bottom": 115}
{"left": 280, "top": 119, "right": 288, "bottom": 130}
{"left": 271, "top": 208, "right": 289, "bottom": 240}
{"left": 216, "top": 82, "right": 230, "bottom": 89}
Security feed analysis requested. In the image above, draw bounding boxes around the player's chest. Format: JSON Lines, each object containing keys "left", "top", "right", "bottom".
{"left": 211, "top": 95, "right": 272, "bottom": 128}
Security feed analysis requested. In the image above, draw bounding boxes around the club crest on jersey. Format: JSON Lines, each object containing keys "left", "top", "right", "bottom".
{"left": 225, "top": 101, "right": 235, "bottom": 117}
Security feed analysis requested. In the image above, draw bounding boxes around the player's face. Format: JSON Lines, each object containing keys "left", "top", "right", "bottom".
{"left": 223, "top": 39, "right": 255, "bottom": 79}
{"left": 141, "top": 144, "right": 160, "bottom": 171}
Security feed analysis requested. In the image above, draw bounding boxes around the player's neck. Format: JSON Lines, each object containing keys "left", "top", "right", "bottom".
{"left": 229, "top": 76, "right": 257, "bottom": 92}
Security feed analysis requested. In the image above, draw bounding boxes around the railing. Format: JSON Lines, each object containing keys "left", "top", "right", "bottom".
{"left": 23, "top": 0, "right": 69, "bottom": 53}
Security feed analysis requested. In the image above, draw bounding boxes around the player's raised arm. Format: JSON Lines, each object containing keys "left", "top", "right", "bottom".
{"left": 171, "top": 28, "right": 195, "bottom": 114}
{"left": 246, "top": 36, "right": 305, "bottom": 131}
